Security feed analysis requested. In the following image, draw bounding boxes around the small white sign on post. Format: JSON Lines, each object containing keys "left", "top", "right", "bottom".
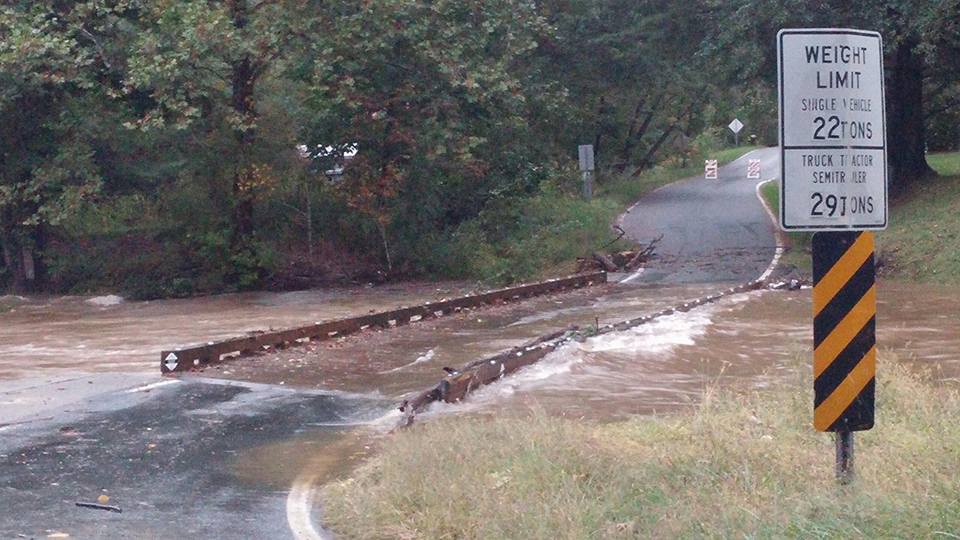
{"left": 578, "top": 145, "right": 595, "bottom": 172}
{"left": 578, "top": 144, "right": 595, "bottom": 199}
{"left": 777, "top": 28, "right": 888, "bottom": 231}
{"left": 705, "top": 159, "right": 719, "bottom": 180}
{"left": 728, "top": 118, "right": 744, "bottom": 134}
{"left": 747, "top": 159, "right": 762, "bottom": 179}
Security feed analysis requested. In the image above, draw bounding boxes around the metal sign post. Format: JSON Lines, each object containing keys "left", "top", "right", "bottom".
{"left": 578, "top": 145, "right": 595, "bottom": 200}
{"left": 778, "top": 28, "right": 887, "bottom": 484}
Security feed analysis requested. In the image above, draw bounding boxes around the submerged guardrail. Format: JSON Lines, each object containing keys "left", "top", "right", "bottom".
{"left": 160, "top": 272, "right": 607, "bottom": 374}
{"left": 398, "top": 278, "right": 769, "bottom": 427}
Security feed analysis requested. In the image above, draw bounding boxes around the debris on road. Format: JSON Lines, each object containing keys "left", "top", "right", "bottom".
{"left": 74, "top": 501, "right": 122, "bottom": 513}
{"left": 577, "top": 234, "right": 662, "bottom": 273}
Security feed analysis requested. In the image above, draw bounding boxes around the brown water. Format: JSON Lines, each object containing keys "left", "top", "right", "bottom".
{"left": 219, "top": 280, "right": 959, "bottom": 497}
{"left": 189, "top": 282, "right": 957, "bottom": 420}
{"left": 2, "top": 281, "right": 956, "bottom": 413}
{"left": 0, "top": 282, "right": 475, "bottom": 379}
{"left": 441, "top": 281, "right": 960, "bottom": 421}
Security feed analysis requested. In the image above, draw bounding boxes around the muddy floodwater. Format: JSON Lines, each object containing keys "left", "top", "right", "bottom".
{"left": 2, "top": 280, "right": 957, "bottom": 491}
{"left": 1, "top": 281, "right": 957, "bottom": 414}
{"left": 0, "top": 281, "right": 476, "bottom": 379}
{"left": 446, "top": 281, "right": 960, "bottom": 420}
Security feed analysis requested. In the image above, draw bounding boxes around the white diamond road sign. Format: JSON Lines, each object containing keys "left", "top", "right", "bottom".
{"left": 728, "top": 118, "right": 744, "bottom": 134}
{"left": 777, "top": 28, "right": 888, "bottom": 231}
{"left": 164, "top": 352, "right": 179, "bottom": 371}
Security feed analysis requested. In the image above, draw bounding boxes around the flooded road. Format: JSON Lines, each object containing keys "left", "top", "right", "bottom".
{"left": 0, "top": 281, "right": 474, "bottom": 379}
{"left": 447, "top": 281, "right": 960, "bottom": 421}
{"left": 201, "top": 281, "right": 957, "bottom": 422}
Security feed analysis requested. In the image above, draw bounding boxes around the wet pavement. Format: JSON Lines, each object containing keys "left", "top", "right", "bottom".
{"left": 620, "top": 147, "right": 780, "bottom": 283}
{"left": 0, "top": 378, "right": 388, "bottom": 538}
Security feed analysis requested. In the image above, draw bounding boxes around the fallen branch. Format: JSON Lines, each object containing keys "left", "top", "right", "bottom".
{"left": 75, "top": 501, "right": 122, "bottom": 513}
{"left": 625, "top": 234, "right": 662, "bottom": 270}
{"left": 601, "top": 225, "right": 626, "bottom": 250}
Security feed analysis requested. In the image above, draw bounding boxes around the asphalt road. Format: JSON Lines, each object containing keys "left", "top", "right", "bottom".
{"left": 1, "top": 374, "right": 385, "bottom": 539}
{"left": 619, "top": 147, "right": 780, "bottom": 284}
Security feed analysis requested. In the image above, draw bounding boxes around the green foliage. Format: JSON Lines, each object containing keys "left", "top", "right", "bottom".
{"left": 3, "top": 0, "right": 958, "bottom": 296}
{"left": 439, "top": 189, "right": 620, "bottom": 284}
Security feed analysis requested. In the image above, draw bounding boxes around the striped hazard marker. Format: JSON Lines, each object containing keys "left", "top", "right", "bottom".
{"left": 813, "top": 231, "right": 876, "bottom": 432}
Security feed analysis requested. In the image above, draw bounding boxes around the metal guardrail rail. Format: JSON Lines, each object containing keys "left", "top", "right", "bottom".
{"left": 398, "top": 278, "right": 768, "bottom": 426}
{"left": 160, "top": 272, "right": 607, "bottom": 374}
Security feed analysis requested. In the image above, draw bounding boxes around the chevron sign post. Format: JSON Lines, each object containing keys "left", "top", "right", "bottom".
{"left": 778, "top": 28, "right": 888, "bottom": 484}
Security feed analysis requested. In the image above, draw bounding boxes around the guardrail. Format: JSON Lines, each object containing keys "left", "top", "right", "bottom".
{"left": 397, "top": 278, "right": 768, "bottom": 427}
{"left": 160, "top": 272, "right": 607, "bottom": 374}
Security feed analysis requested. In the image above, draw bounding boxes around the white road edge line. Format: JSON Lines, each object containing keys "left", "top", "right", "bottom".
{"left": 287, "top": 467, "right": 329, "bottom": 540}
{"left": 619, "top": 267, "right": 645, "bottom": 284}
{"left": 123, "top": 379, "right": 180, "bottom": 393}
{"left": 287, "top": 470, "right": 329, "bottom": 540}
{"left": 755, "top": 178, "right": 786, "bottom": 282}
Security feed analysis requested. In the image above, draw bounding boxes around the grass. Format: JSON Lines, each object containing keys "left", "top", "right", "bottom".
{"left": 877, "top": 152, "right": 960, "bottom": 283}
{"left": 321, "top": 354, "right": 960, "bottom": 539}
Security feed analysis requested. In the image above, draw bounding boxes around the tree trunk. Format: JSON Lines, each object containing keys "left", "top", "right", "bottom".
{"left": 633, "top": 125, "right": 676, "bottom": 175}
{"left": 377, "top": 220, "right": 393, "bottom": 273}
{"left": 617, "top": 95, "right": 662, "bottom": 173}
{"left": 229, "top": 1, "right": 258, "bottom": 247}
{"left": 0, "top": 232, "right": 27, "bottom": 294}
{"left": 33, "top": 222, "right": 47, "bottom": 287}
{"left": 593, "top": 96, "right": 606, "bottom": 170}
{"left": 887, "top": 37, "right": 934, "bottom": 195}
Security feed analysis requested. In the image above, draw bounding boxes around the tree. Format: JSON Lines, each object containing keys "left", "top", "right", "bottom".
{"left": 305, "top": 0, "right": 556, "bottom": 272}
{"left": 0, "top": 2, "right": 105, "bottom": 292}
{"left": 707, "top": 0, "right": 960, "bottom": 192}
{"left": 535, "top": 0, "right": 714, "bottom": 173}
{"left": 122, "top": 0, "right": 316, "bottom": 274}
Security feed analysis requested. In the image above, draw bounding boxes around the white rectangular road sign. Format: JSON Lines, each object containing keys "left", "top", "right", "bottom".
{"left": 778, "top": 28, "right": 888, "bottom": 231}
{"left": 578, "top": 144, "right": 595, "bottom": 172}
{"left": 747, "top": 159, "right": 761, "bottom": 179}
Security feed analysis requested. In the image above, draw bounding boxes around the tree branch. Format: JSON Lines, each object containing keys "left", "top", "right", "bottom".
{"left": 78, "top": 27, "right": 112, "bottom": 70}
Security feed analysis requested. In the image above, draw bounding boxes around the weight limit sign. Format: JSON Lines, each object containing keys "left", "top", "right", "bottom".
{"left": 777, "top": 29, "right": 888, "bottom": 231}
{"left": 812, "top": 231, "right": 875, "bottom": 432}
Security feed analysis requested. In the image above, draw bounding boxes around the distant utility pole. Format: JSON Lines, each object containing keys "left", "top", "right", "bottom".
{"left": 578, "top": 144, "right": 595, "bottom": 200}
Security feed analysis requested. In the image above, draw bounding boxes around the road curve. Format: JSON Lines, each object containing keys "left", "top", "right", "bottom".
{"left": 619, "top": 147, "right": 780, "bottom": 284}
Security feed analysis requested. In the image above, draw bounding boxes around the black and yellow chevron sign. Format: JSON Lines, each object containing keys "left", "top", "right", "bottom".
{"left": 812, "top": 231, "right": 876, "bottom": 432}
